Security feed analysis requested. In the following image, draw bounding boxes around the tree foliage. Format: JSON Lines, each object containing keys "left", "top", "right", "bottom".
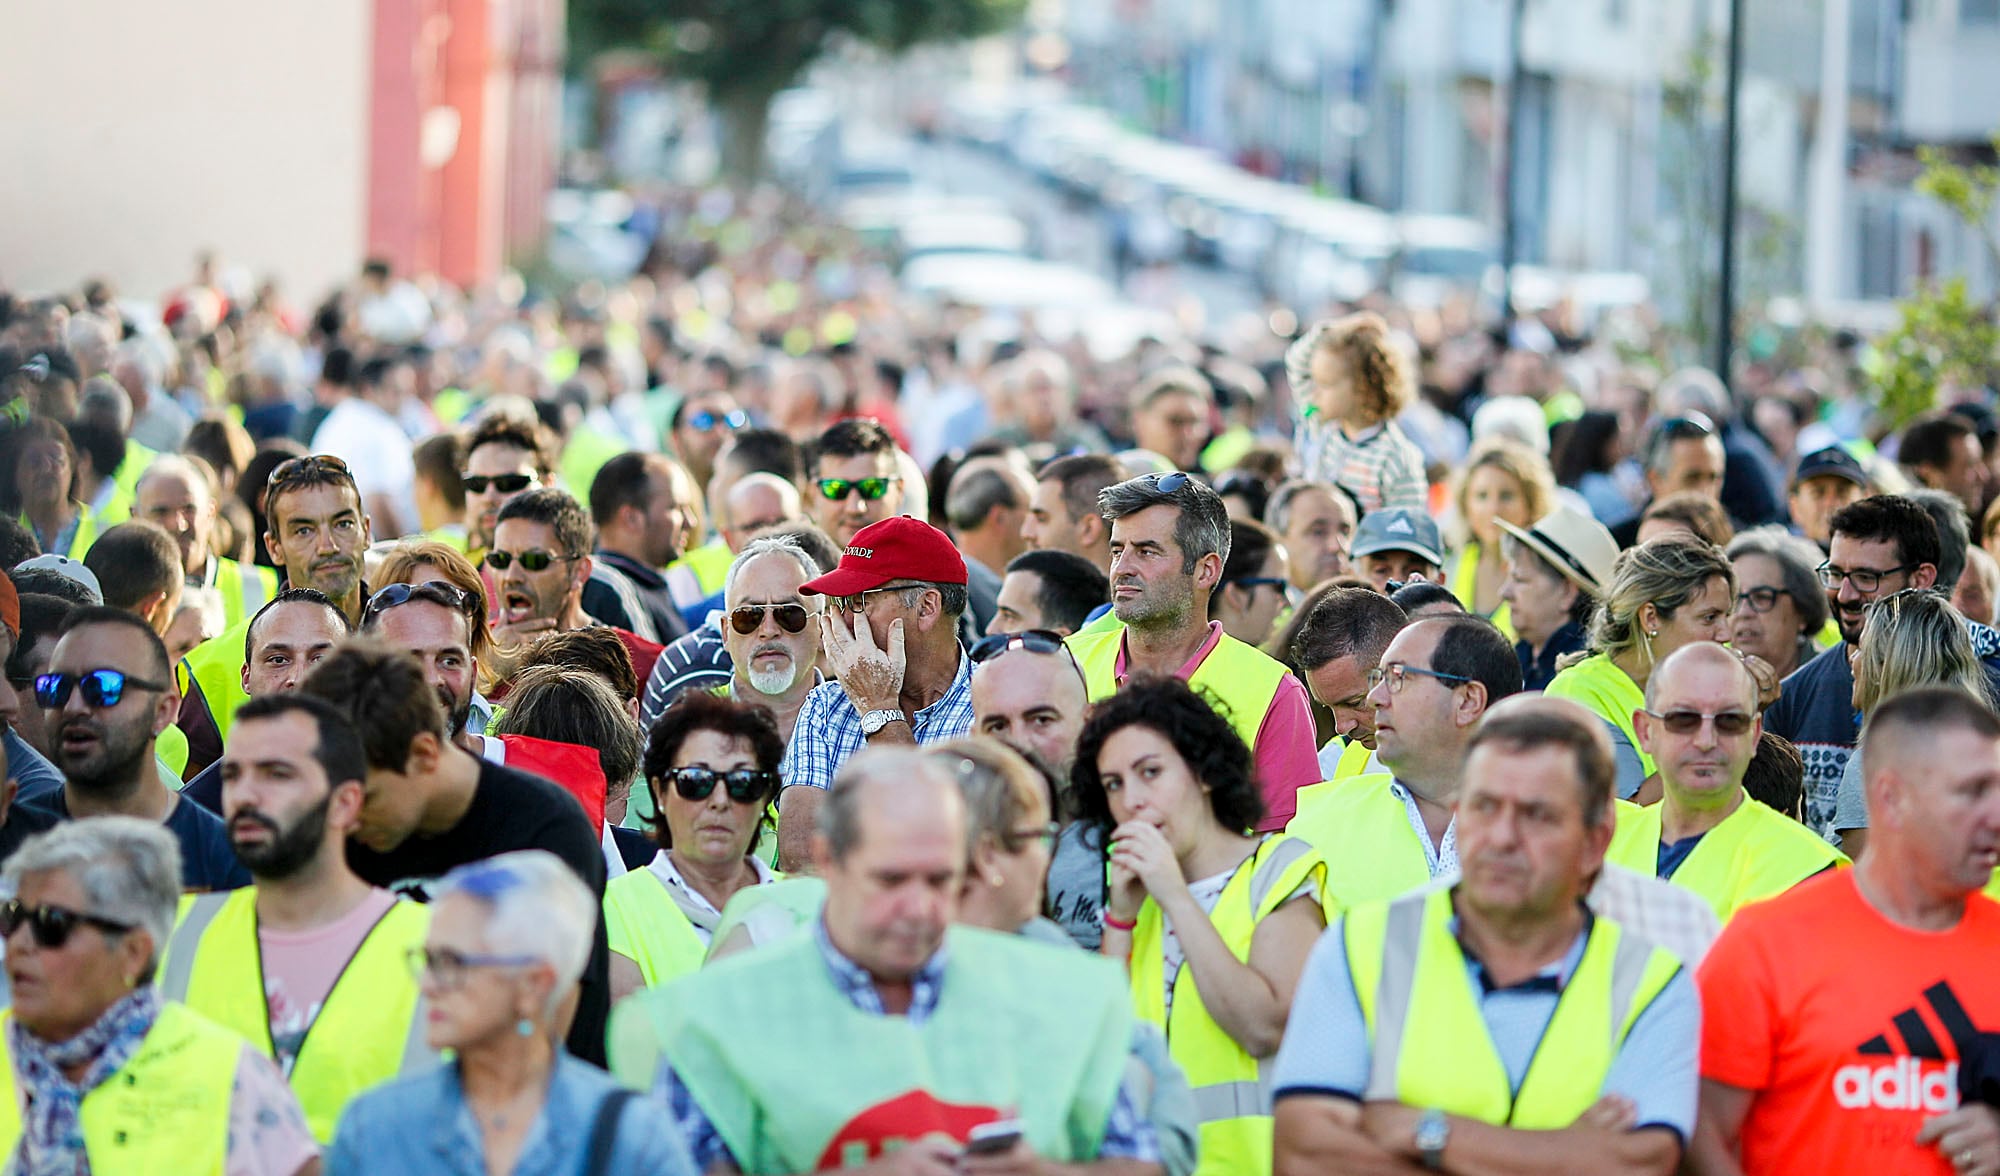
{"left": 571, "top": 0, "right": 1028, "bottom": 182}
{"left": 1873, "top": 138, "right": 2000, "bottom": 428}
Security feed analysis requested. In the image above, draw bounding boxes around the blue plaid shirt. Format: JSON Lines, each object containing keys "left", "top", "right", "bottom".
{"left": 778, "top": 651, "right": 977, "bottom": 791}
{"left": 655, "top": 920, "right": 1161, "bottom": 1170}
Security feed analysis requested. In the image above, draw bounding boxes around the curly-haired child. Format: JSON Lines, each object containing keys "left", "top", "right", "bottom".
{"left": 1284, "top": 312, "right": 1427, "bottom": 513}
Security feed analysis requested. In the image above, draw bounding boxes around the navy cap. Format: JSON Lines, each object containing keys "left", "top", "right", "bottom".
{"left": 1792, "top": 446, "right": 1868, "bottom": 490}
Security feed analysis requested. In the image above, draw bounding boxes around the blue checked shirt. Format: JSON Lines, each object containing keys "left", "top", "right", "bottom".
{"left": 655, "top": 920, "right": 1161, "bottom": 1171}
{"left": 779, "top": 650, "right": 977, "bottom": 791}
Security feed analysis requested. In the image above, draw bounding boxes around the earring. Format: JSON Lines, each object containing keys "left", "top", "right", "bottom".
{"left": 515, "top": 1018, "right": 535, "bottom": 1037}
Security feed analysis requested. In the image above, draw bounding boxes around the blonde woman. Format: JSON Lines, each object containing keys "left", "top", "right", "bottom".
{"left": 1544, "top": 535, "right": 1736, "bottom": 803}
{"left": 1831, "top": 589, "right": 1992, "bottom": 858}
{"left": 1447, "top": 437, "right": 1554, "bottom": 635}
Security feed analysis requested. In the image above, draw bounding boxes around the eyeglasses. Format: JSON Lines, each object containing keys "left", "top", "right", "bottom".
{"left": 34, "top": 669, "right": 167, "bottom": 710}
{"left": 484, "top": 549, "right": 579, "bottom": 573}
{"left": 830, "top": 584, "right": 919, "bottom": 615}
{"left": 404, "top": 946, "right": 539, "bottom": 989}
{"left": 1816, "top": 563, "right": 1914, "bottom": 593}
{"left": 364, "top": 581, "right": 477, "bottom": 627}
{"left": 460, "top": 473, "right": 536, "bottom": 495}
{"left": 1732, "top": 587, "right": 1792, "bottom": 614}
{"left": 1642, "top": 709, "right": 1756, "bottom": 737}
{"left": 268, "top": 454, "right": 356, "bottom": 493}
{"left": 1230, "top": 575, "right": 1297, "bottom": 601}
{"left": 1365, "top": 663, "right": 1473, "bottom": 694}
{"left": 816, "top": 477, "right": 900, "bottom": 502}
{"left": 664, "top": 766, "right": 780, "bottom": 804}
{"left": 729, "top": 603, "right": 812, "bottom": 635}
{"left": 686, "top": 409, "right": 749, "bottom": 432}
{"left": 0, "top": 899, "right": 136, "bottom": 949}
{"left": 1000, "top": 821, "right": 1063, "bottom": 854}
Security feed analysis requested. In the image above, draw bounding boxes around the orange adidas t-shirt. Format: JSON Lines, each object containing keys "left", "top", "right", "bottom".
{"left": 1699, "top": 870, "right": 2000, "bottom": 1176}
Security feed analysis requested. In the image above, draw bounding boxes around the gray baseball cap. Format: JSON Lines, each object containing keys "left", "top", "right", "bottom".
{"left": 1349, "top": 508, "right": 1444, "bottom": 566}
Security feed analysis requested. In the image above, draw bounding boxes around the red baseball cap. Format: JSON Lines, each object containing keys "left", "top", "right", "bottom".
{"left": 800, "top": 517, "right": 968, "bottom": 597}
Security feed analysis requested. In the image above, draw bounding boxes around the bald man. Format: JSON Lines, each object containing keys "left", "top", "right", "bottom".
{"left": 1610, "top": 643, "right": 1844, "bottom": 921}
{"left": 134, "top": 456, "right": 279, "bottom": 631}
{"left": 720, "top": 473, "right": 804, "bottom": 552}
{"left": 612, "top": 747, "right": 1166, "bottom": 1174}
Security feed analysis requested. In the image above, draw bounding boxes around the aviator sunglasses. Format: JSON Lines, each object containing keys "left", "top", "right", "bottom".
{"left": 729, "top": 603, "right": 812, "bottom": 635}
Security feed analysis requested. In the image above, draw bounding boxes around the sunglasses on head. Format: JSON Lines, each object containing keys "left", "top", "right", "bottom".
{"left": 484, "top": 549, "right": 577, "bottom": 573}
{"left": 687, "top": 409, "right": 749, "bottom": 433}
{"left": 268, "top": 454, "right": 356, "bottom": 492}
{"left": 729, "top": 603, "right": 812, "bottom": 635}
{"left": 365, "top": 581, "right": 477, "bottom": 625}
{"left": 461, "top": 473, "right": 535, "bottom": 495}
{"left": 970, "top": 628, "right": 1068, "bottom": 663}
{"left": 816, "top": 477, "right": 898, "bottom": 502}
{"left": 34, "top": 669, "right": 167, "bottom": 710}
{"left": 1146, "top": 471, "right": 1192, "bottom": 493}
{"left": 1643, "top": 709, "right": 1756, "bottom": 736}
{"left": 0, "top": 899, "right": 136, "bottom": 949}
{"left": 665, "top": 766, "right": 779, "bottom": 804}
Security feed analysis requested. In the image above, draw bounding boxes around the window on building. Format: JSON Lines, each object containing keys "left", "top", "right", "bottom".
{"left": 1966, "top": 0, "right": 2000, "bottom": 24}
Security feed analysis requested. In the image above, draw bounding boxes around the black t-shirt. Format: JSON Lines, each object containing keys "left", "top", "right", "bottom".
{"left": 16, "top": 789, "right": 250, "bottom": 892}
{"left": 345, "top": 757, "right": 611, "bottom": 1066}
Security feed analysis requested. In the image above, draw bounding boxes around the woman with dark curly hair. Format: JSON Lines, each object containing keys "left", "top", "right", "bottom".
{"left": 1074, "top": 675, "right": 1326, "bottom": 1176}
{"left": 604, "top": 691, "right": 784, "bottom": 998}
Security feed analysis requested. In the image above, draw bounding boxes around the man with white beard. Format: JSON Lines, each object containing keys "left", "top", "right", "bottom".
{"left": 715, "top": 535, "right": 826, "bottom": 744}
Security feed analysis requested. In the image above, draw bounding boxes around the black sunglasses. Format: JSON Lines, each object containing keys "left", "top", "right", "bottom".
{"left": 0, "top": 899, "right": 136, "bottom": 949}
{"left": 268, "top": 454, "right": 356, "bottom": 492}
{"left": 484, "top": 549, "right": 578, "bottom": 573}
{"left": 461, "top": 473, "right": 536, "bottom": 495}
{"left": 970, "top": 628, "right": 1068, "bottom": 663}
{"left": 816, "top": 477, "right": 899, "bottom": 502}
{"left": 35, "top": 669, "right": 167, "bottom": 710}
{"left": 365, "top": 581, "right": 477, "bottom": 626}
{"left": 729, "top": 603, "right": 812, "bottom": 635}
{"left": 664, "top": 766, "right": 780, "bottom": 804}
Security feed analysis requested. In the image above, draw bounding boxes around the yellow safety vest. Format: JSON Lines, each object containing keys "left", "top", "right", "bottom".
{"left": 177, "top": 617, "right": 253, "bottom": 747}
{"left": 210, "top": 557, "right": 279, "bottom": 632}
{"left": 1543, "top": 653, "right": 1653, "bottom": 779}
{"left": 158, "top": 889, "right": 435, "bottom": 1144}
{"left": 114, "top": 438, "right": 157, "bottom": 507}
{"left": 1322, "top": 736, "right": 1375, "bottom": 780}
{"left": 1129, "top": 835, "right": 1325, "bottom": 1176}
{"left": 1344, "top": 885, "right": 1682, "bottom": 1127}
{"left": 604, "top": 868, "right": 709, "bottom": 989}
{"left": 666, "top": 539, "right": 735, "bottom": 599}
{"left": 1451, "top": 544, "right": 1514, "bottom": 639}
{"left": 1069, "top": 627, "right": 1290, "bottom": 761}
{"left": 1606, "top": 790, "right": 1847, "bottom": 921}
{"left": 22, "top": 506, "right": 104, "bottom": 560}
{"left": 0, "top": 1002, "right": 239, "bottom": 1174}
{"left": 1286, "top": 773, "right": 1436, "bottom": 916}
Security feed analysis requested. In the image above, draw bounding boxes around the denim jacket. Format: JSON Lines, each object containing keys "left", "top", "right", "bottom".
{"left": 326, "top": 1053, "right": 695, "bottom": 1176}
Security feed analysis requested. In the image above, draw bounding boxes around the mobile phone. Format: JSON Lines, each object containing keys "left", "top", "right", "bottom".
{"left": 964, "top": 1119, "right": 1024, "bottom": 1155}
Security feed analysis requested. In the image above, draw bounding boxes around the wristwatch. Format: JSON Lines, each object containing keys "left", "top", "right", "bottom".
{"left": 1414, "top": 1108, "right": 1449, "bottom": 1170}
{"left": 859, "top": 709, "right": 907, "bottom": 736}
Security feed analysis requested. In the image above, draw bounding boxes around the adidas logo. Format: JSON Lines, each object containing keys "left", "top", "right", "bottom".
{"left": 1387, "top": 517, "right": 1413, "bottom": 534}
{"left": 1831, "top": 981, "right": 1984, "bottom": 1112}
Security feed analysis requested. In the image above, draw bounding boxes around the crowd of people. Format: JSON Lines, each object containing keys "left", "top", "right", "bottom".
{"left": 0, "top": 186, "right": 1993, "bottom": 1175}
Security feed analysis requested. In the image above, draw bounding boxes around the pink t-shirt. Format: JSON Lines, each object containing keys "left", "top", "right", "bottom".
{"left": 258, "top": 888, "right": 401, "bottom": 1074}
{"left": 1112, "top": 622, "right": 1322, "bottom": 830}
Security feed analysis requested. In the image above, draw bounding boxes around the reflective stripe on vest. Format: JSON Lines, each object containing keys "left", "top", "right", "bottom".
{"left": 0, "top": 1003, "right": 238, "bottom": 1174}
{"left": 160, "top": 889, "right": 435, "bottom": 1144}
{"left": 1348, "top": 886, "right": 1681, "bottom": 1128}
{"left": 1068, "top": 627, "right": 1290, "bottom": 759}
{"left": 1129, "top": 835, "right": 1324, "bottom": 1176}
{"left": 1606, "top": 790, "right": 1847, "bottom": 920}
{"left": 1543, "top": 653, "right": 1653, "bottom": 778}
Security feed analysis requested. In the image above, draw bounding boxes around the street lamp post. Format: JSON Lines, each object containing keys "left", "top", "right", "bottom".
{"left": 1499, "top": 0, "right": 1528, "bottom": 327}
{"left": 1715, "top": 0, "right": 1745, "bottom": 382}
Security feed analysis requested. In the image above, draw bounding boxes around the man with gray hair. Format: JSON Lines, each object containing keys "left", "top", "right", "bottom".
{"left": 715, "top": 535, "right": 826, "bottom": 744}
{"left": 1066, "top": 472, "right": 1319, "bottom": 829}
{"left": 135, "top": 454, "right": 279, "bottom": 631}
{"left": 614, "top": 746, "right": 1167, "bottom": 1176}
{"left": 113, "top": 338, "right": 191, "bottom": 453}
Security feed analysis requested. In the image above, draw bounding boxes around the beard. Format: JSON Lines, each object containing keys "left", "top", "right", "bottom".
{"left": 229, "top": 791, "right": 333, "bottom": 880}
{"left": 1113, "top": 575, "right": 1195, "bottom": 629}
{"left": 438, "top": 683, "right": 473, "bottom": 738}
{"left": 52, "top": 715, "right": 154, "bottom": 798}
{"left": 746, "top": 659, "right": 799, "bottom": 696}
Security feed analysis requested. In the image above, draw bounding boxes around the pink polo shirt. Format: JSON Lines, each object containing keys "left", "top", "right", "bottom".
{"left": 1112, "top": 621, "right": 1322, "bottom": 830}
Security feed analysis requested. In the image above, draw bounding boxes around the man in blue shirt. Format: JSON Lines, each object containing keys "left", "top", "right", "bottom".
{"left": 18, "top": 606, "right": 246, "bottom": 890}
{"left": 1273, "top": 696, "right": 1698, "bottom": 1174}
